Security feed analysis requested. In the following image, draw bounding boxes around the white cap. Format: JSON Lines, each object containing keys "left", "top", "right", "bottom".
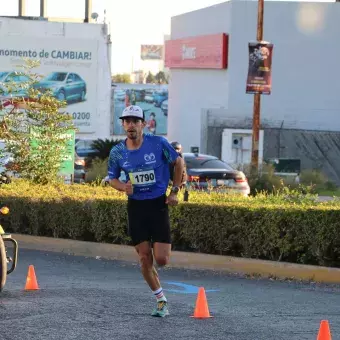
{"left": 119, "top": 105, "right": 144, "bottom": 120}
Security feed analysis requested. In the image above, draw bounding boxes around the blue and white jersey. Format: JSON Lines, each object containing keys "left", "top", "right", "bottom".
{"left": 108, "top": 134, "right": 179, "bottom": 200}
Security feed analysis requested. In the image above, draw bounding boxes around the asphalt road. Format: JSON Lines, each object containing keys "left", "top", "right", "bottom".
{"left": 1, "top": 249, "right": 340, "bottom": 340}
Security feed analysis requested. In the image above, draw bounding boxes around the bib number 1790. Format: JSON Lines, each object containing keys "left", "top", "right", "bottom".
{"left": 134, "top": 172, "right": 155, "bottom": 183}
{"left": 129, "top": 170, "right": 156, "bottom": 186}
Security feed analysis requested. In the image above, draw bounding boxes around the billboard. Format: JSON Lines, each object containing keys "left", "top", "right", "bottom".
{"left": 141, "top": 45, "right": 164, "bottom": 60}
{"left": 0, "top": 37, "right": 98, "bottom": 133}
{"left": 165, "top": 33, "right": 228, "bottom": 69}
{"left": 112, "top": 84, "right": 168, "bottom": 136}
{"left": 246, "top": 42, "right": 274, "bottom": 95}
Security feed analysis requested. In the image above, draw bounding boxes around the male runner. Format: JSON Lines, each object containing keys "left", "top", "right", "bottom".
{"left": 108, "top": 105, "right": 184, "bottom": 317}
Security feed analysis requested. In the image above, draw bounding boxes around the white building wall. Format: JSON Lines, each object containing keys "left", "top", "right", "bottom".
{"left": 168, "top": 0, "right": 340, "bottom": 153}
{"left": 0, "top": 18, "right": 111, "bottom": 140}
{"left": 168, "top": 2, "right": 232, "bottom": 151}
{"left": 228, "top": 1, "right": 340, "bottom": 131}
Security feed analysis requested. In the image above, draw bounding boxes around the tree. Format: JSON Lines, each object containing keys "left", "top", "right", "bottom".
{"left": 145, "top": 72, "right": 155, "bottom": 84}
{"left": 82, "top": 138, "right": 122, "bottom": 170}
{"left": 0, "top": 59, "right": 76, "bottom": 184}
{"left": 90, "top": 138, "right": 122, "bottom": 160}
{"left": 155, "top": 71, "right": 168, "bottom": 84}
{"left": 112, "top": 73, "right": 131, "bottom": 83}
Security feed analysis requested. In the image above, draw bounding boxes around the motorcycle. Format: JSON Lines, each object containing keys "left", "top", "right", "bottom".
{"left": 0, "top": 206, "right": 18, "bottom": 292}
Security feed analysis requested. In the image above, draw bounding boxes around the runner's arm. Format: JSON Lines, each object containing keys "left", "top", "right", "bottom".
{"left": 161, "top": 136, "right": 185, "bottom": 189}
{"left": 108, "top": 146, "right": 126, "bottom": 192}
{"left": 172, "top": 156, "right": 185, "bottom": 188}
{"left": 109, "top": 178, "right": 127, "bottom": 192}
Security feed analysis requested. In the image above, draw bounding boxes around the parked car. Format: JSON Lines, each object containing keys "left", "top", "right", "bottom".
{"left": 144, "top": 94, "right": 154, "bottom": 103}
{"left": 183, "top": 153, "right": 250, "bottom": 196}
{"left": 153, "top": 90, "right": 168, "bottom": 107}
{"left": 73, "top": 163, "right": 86, "bottom": 183}
{"left": 33, "top": 72, "right": 86, "bottom": 104}
{"left": 73, "top": 139, "right": 98, "bottom": 183}
{"left": 74, "top": 139, "right": 98, "bottom": 165}
{"left": 114, "top": 89, "right": 126, "bottom": 101}
{"left": 0, "top": 71, "right": 32, "bottom": 99}
{"left": 161, "top": 100, "right": 168, "bottom": 116}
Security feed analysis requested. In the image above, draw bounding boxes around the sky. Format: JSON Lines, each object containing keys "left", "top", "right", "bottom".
{"left": 0, "top": 0, "right": 227, "bottom": 74}
{"left": 0, "top": 0, "right": 334, "bottom": 74}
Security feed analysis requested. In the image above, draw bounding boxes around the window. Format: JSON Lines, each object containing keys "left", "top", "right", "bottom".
{"left": 184, "top": 157, "right": 234, "bottom": 170}
{"left": 45, "top": 72, "right": 67, "bottom": 82}
{"left": 67, "top": 74, "right": 74, "bottom": 82}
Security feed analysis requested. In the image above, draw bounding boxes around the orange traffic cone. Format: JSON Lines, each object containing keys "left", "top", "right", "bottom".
{"left": 317, "top": 320, "right": 332, "bottom": 340}
{"left": 191, "top": 287, "right": 213, "bottom": 319}
{"left": 24, "top": 265, "right": 39, "bottom": 290}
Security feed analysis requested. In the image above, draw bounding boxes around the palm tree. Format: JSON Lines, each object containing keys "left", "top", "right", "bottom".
{"left": 90, "top": 138, "right": 122, "bottom": 160}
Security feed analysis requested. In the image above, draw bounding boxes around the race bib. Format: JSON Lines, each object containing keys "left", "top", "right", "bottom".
{"left": 129, "top": 169, "right": 156, "bottom": 186}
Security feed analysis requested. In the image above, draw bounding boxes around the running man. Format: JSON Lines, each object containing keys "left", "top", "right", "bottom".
{"left": 108, "top": 105, "right": 185, "bottom": 317}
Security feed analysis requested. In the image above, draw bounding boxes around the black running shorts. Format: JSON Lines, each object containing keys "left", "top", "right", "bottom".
{"left": 127, "top": 194, "right": 171, "bottom": 246}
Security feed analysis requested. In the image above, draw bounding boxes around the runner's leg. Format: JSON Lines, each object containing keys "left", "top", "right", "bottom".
{"left": 153, "top": 242, "right": 171, "bottom": 267}
{"left": 135, "top": 241, "right": 161, "bottom": 291}
{"left": 148, "top": 196, "right": 172, "bottom": 316}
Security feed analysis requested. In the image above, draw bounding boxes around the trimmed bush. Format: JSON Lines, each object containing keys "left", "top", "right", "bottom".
{"left": 1, "top": 179, "right": 340, "bottom": 267}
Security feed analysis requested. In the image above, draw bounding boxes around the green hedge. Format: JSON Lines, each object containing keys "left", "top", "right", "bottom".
{"left": 1, "top": 180, "right": 340, "bottom": 268}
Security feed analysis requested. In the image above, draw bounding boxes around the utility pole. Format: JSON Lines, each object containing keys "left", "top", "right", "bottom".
{"left": 84, "top": 0, "right": 93, "bottom": 23}
{"left": 40, "top": 0, "right": 47, "bottom": 18}
{"left": 251, "top": 0, "right": 264, "bottom": 171}
{"left": 18, "top": 0, "right": 26, "bottom": 16}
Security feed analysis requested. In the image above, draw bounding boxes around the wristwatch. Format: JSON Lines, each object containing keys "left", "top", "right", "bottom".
{"left": 171, "top": 186, "right": 180, "bottom": 194}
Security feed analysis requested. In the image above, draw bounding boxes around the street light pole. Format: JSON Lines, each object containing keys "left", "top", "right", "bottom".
{"left": 251, "top": 0, "right": 264, "bottom": 171}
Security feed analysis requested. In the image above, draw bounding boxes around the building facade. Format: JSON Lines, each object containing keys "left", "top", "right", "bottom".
{"left": 166, "top": 0, "right": 340, "bottom": 182}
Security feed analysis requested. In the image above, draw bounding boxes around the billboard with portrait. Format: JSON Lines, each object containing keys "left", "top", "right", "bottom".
{"left": 112, "top": 84, "right": 168, "bottom": 136}
{"left": 246, "top": 41, "right": 274, "bottom": 95}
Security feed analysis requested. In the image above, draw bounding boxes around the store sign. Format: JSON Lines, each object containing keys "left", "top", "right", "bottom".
{"left": 165, "top": 33, "right": 228, "bottom": 69}
{"left": 246, "top": 41, "right": 274, "bottom": 95}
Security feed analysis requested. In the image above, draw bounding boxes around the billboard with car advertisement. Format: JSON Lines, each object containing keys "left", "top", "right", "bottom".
{"left": 112, "top": 84, "right": 168, "bottom": 135}
{"left": 0, "top": 37, "right": 98, "bottom": 133}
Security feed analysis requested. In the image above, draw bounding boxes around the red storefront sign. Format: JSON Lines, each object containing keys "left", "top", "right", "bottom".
{"left": 165, "top": 33, "right": 228, "bottom": 69}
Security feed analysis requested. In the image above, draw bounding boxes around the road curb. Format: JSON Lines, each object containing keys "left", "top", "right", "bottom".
{"left": 12, "top": 233, "right": 340, "bottom": 284}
